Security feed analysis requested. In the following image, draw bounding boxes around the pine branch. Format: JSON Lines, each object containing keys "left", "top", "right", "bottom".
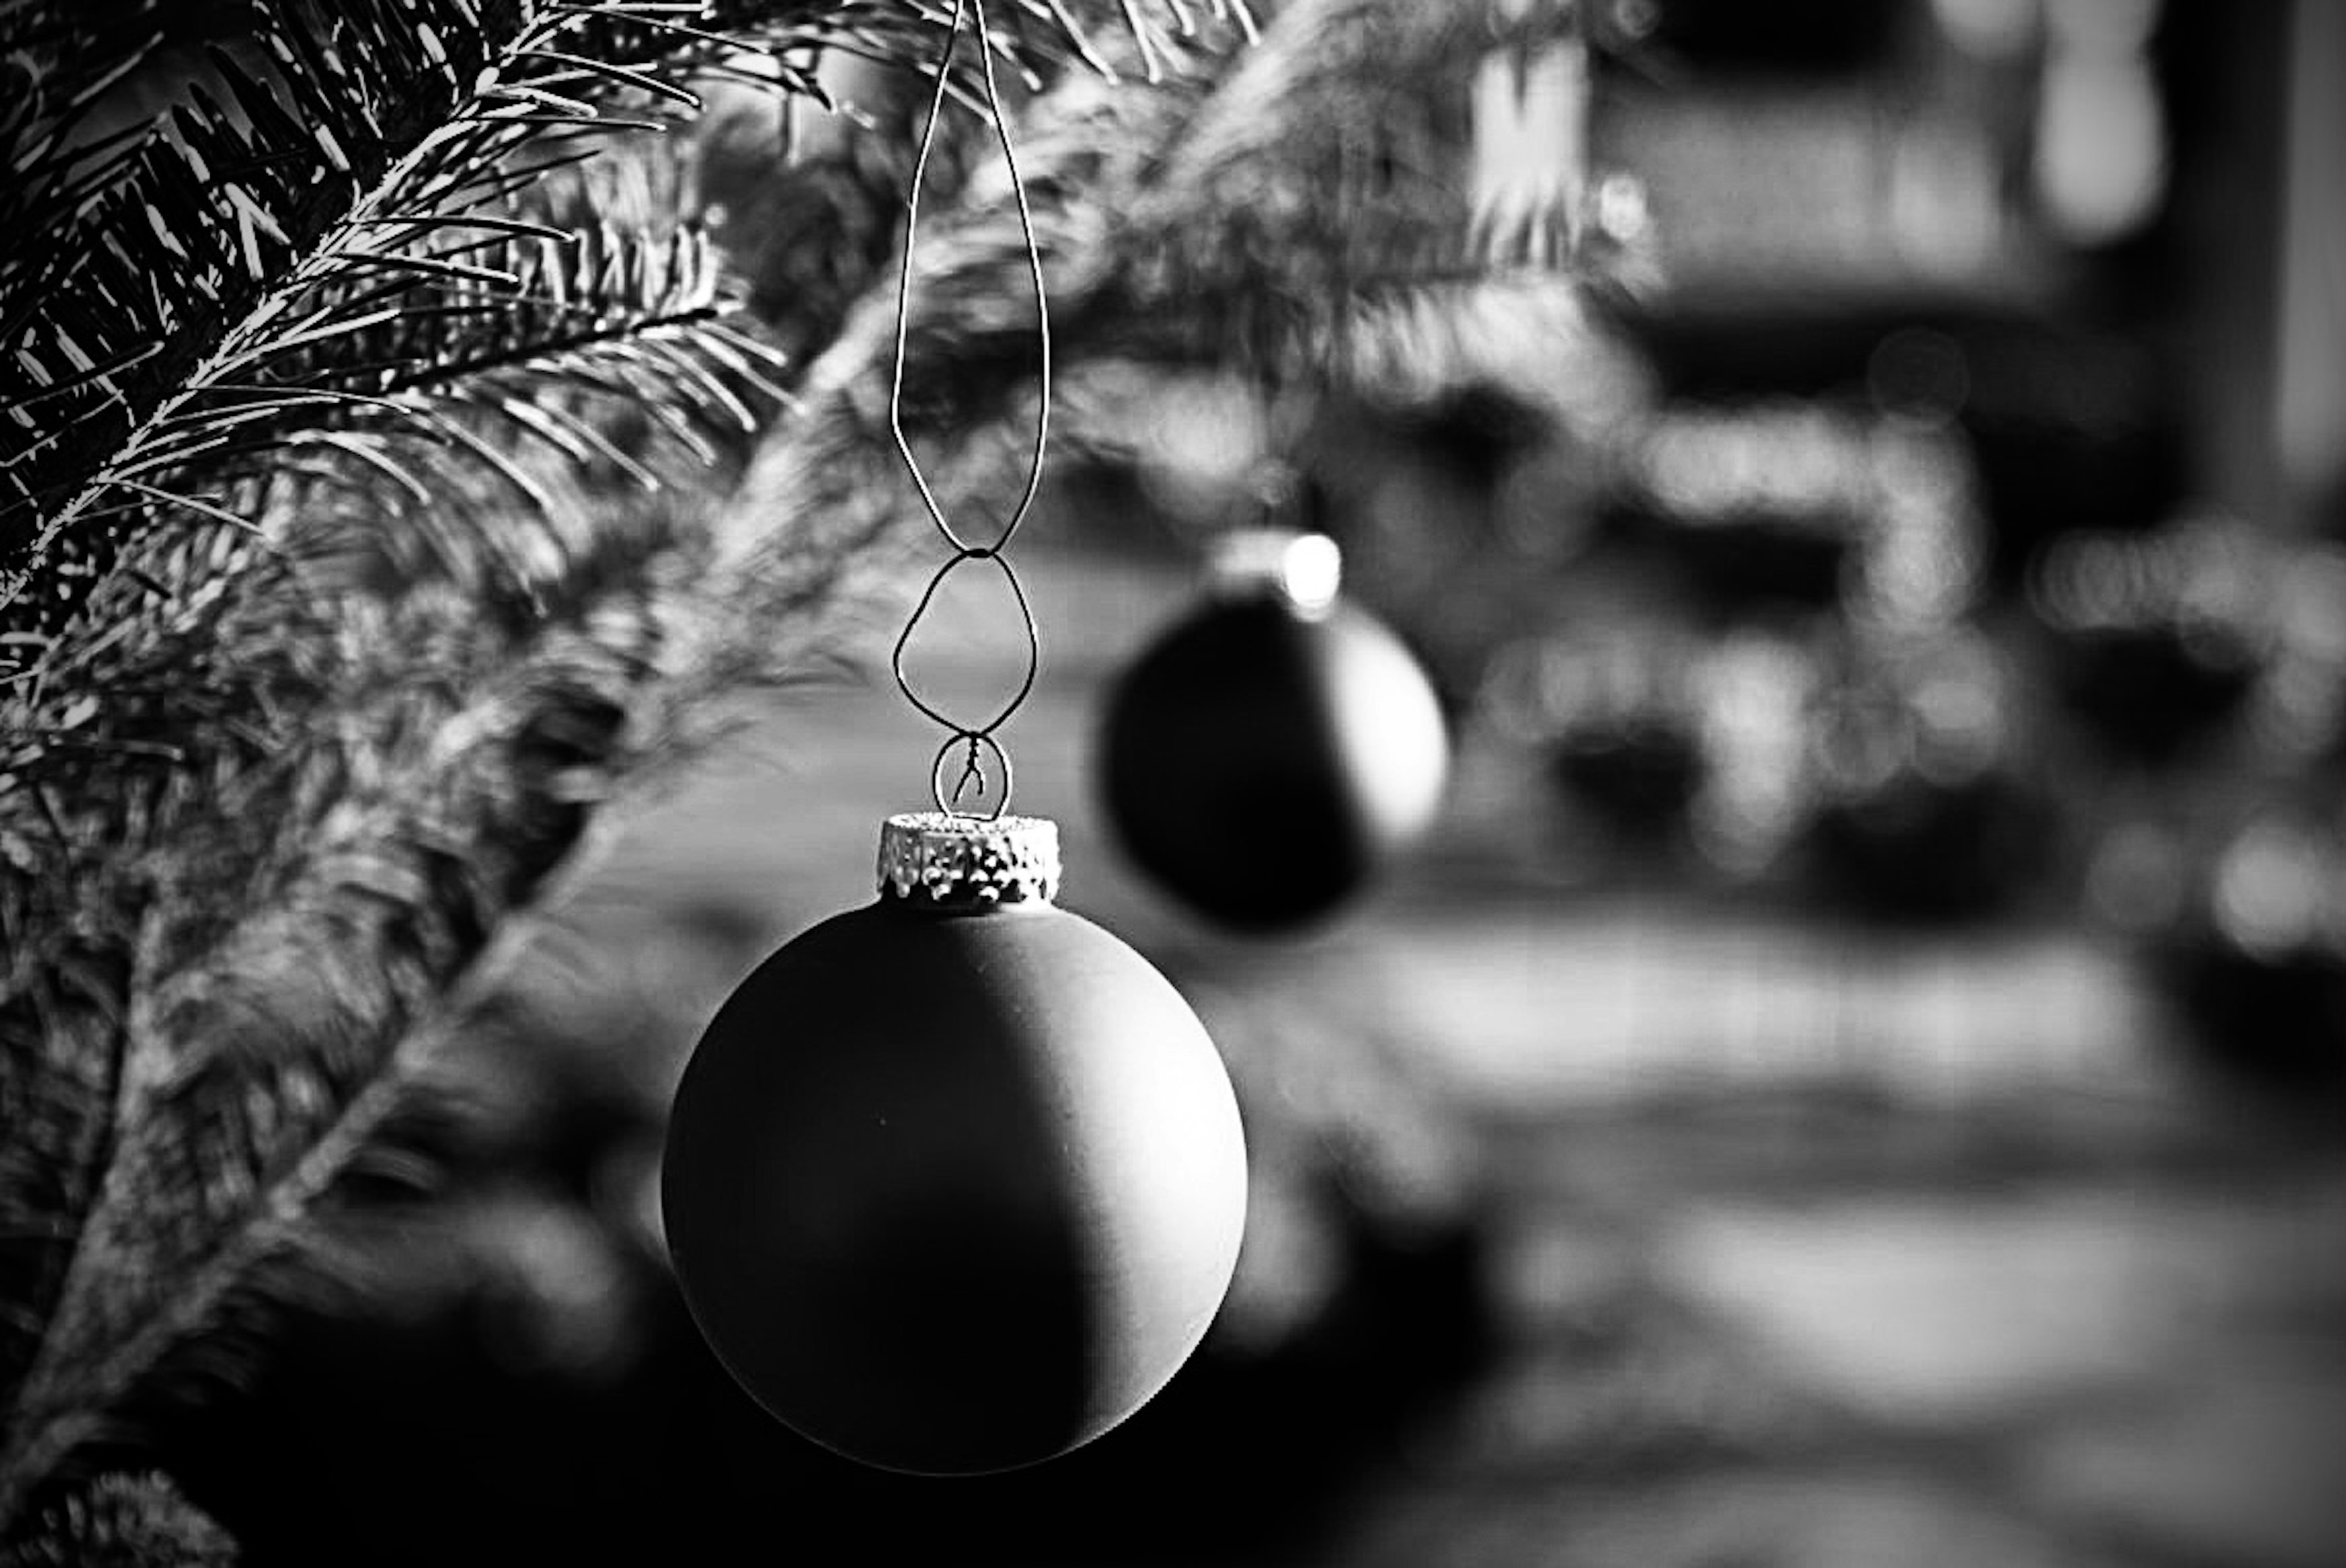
{"left": 671, "top": 32, "right": 1205, "bottom": 716}
{"left": 0, "top": 0, "right": 1237, "bottom": 845}
{"left": 0, "top": 515, "right": 671, "bottom": 1525}
{"left": 662, "top": 0, "right": 1593, "bottom": 729}
{"left": 0, "top": 0, "right": 1151, "bottom": 1266}
{"left": 0, "top": 13, "right": 1226, "bottom": 1517}
{"left": 0, "top": 0, "right": 1254, "bottom": 1048}
{"left": 0, "top": 2, "right": 758, "bottom": 684}
{"left": 202, "top": 222, "right": 794, "bottom": 574}
{"left": 0, "top": 1470, "right": 233, "bottom": 1568}
{"left": 0, "top": 0, "right": 1262, "bottom": 814}
{"left": 1108, "top": 0, "right": 1600, "bottom": 370}
{"left": 0, "top": 3, "right": 1592, "bottom": 1546}
{"left": 0, "top": 0, "right": 1255, "bottom": 686}
{"left": 2, "top": 70, "right": 1177, "bottom": 1486}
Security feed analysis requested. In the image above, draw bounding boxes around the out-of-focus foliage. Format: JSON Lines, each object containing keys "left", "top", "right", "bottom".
{"left": 0, "top": 1472, "right": 233, "bottom": 1568}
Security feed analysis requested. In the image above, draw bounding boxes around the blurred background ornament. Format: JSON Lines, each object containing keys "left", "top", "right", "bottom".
{"left": 661, "top": 812, "right": 1246, "bottom": 1475}
{"left": 1097, "top": 528, "right": 1452, "bottom": 933}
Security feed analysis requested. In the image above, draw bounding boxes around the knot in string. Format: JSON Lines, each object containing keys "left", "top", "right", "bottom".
{"left": 887, "top": 0, "right": 1050, "bottom": 822}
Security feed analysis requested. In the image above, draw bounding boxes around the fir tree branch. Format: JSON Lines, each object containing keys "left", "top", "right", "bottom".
{"left": 0, "top": 4, "right": 1548, "bottom": 1546}
{"left": 0, "top": 15, "right": 1209, "bottom": 1514}
{"left": 1, "top": 1, "right": 707, "bottom": 681}
{"left": 0, "top": 0, "right": 1256, "bottom": 685}
{"left": 1106, "top": 0, "right": 1597, "bottom": 371}
{"left": 0, "top": 1469, "right": 233, "bottom": 1568}
{"left": 689, "top": 0, "right": 1597, "bottom": 656}
{"left": 0, "top": 531, "right": 670, "bottom": 1526}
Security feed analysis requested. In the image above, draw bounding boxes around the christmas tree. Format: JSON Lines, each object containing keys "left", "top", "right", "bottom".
{"left": 0, "top": 1, "right": 1598, "bottom": 1556}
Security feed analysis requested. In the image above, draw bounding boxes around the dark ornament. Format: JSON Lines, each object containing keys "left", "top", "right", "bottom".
{"left": 1097, "top": 532, "right": 1449, "bottom": 933}
{"left": 662, "top": 814, "right": 1248, "bottom": 1476}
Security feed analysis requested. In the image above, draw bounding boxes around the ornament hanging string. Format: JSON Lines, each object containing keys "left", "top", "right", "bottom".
{"left": 889, "top": 0, "right": 1050, "bottom": 822}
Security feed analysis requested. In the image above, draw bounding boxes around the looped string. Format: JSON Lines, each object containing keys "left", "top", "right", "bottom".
{"left": 888, "top": 0, "right": 1051, "bottom": 819}
{"left": 932, "top": 731, "right": 1014, "bottom": 822}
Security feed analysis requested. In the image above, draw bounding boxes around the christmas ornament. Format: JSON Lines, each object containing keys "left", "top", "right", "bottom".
{"left": 662, "top": 812, "right": 1247, "bottom": 1475}
{"left": 663, "top": 0, "right": 1244, "bottom": 1476}
{"left": 1098, "top": 529, "right": 1450, "bottom": 932}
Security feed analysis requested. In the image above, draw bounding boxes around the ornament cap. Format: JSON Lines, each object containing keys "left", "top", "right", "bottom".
{"left": 879, "top": 812, "right": 1062, "bottom": 910}
{"left": 1208, "top": 529, "right": 1343, "bottom": 616}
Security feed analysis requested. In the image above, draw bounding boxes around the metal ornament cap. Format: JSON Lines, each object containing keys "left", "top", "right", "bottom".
{"left": 879, "top": 811, "right": 1062, "bottom": 909}
{"left": 1208, "top": 528, "right": 1344, "bottom": 617}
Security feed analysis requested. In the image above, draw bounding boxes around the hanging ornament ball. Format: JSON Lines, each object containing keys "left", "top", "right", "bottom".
{"left": 1099, "top": 531, "right": 1450, "bottom": 932}
{"left": 661, "top": 812, "right": 1247, "bottom": 1476}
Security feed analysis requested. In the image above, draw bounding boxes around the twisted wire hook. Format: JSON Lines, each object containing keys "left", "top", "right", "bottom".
{"left": 887, "top": 0, "right": 1051, "bottom": 820}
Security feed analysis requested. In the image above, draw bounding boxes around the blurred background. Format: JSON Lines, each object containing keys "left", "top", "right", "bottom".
{"left": 161, "top": 1, "right": 2346, "bottom": 1563}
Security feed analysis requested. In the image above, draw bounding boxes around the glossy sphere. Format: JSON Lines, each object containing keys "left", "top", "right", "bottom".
{"left": 661, "top": 896, "right": 1247, "bottom": 1476}
{"left": 1100, "top": 593, "right": 1450, "bottom": 932}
